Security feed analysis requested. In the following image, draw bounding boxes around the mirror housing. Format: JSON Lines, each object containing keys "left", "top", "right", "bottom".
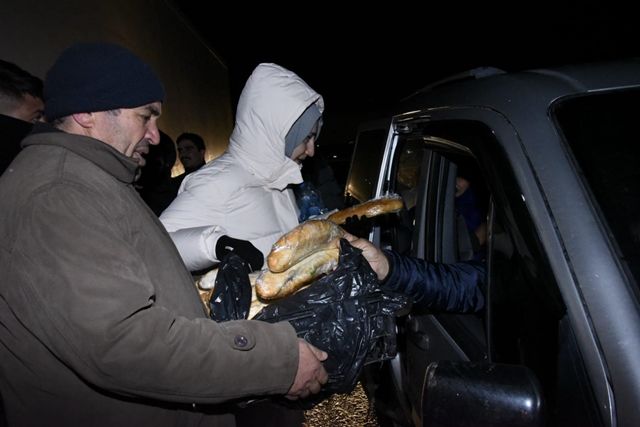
{"left": 421, "top": 361, "right": 545, "bottom": 427}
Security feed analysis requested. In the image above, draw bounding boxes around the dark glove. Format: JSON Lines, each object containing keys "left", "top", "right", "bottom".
{"left": 215, "top": 235, "right": 264, "bottom": 272}
{"left": 342, "top": 214, "right": 373, "bottom": 238}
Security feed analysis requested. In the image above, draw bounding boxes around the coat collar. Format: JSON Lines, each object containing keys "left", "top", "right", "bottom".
{"left": 23, "top": 123, "right": 139, "bottom": 183}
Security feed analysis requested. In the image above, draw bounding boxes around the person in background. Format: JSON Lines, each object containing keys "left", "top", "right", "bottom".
{"left": 455, "top": 163, "right": 489, "bottom": 260}
{"left": 345, "top": 232, "right": 486, "bottom": 313}
{"left": 0, "top": 42, "right": 328, "bottom": 427}
{"left": 294, "top": 180, "right": 328, "bottom": 222}
{"left": 0, "top": 59, "right": 44, "bottom": 175}
{"left": 300, "top": 153, "right": 344, "bottom": 212}
{"left": 172, "top": 131, "right": 206, "bottom": 189}
{"left": 160, "top": 63, "right": 323, "bottom": 273}
{"left": 293, "top": 153, "right": 345, "bottom": 222}
{"left": 136, "top": 130, "right": 179, "bottom": 216}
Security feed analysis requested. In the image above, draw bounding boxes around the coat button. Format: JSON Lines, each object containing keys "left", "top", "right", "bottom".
{"left": 234, "top": 335, "right": 248, "bottom": 348}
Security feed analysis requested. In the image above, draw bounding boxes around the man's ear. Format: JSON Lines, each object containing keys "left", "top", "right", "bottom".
{"left": 70, "top": 112, "right": 95, "bottom": 129}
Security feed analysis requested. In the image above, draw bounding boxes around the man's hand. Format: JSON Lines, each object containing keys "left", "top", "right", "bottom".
{"left": 286, "top": 339, "right": 329, "bottom": 400}
{"left": 342, "top": 232, "right": 390, "bottom": 281}
{"left": 215, "top": 235, "right": 264, "bottom": 271}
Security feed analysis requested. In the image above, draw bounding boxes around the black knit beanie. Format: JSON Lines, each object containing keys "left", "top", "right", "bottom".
{"left": 44, "top": 42, "right": 165, "bottom": 120}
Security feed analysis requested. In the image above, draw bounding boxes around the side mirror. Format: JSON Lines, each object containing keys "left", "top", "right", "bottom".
{"left": 421, "top": 361, "right": 545, "bottom": 427}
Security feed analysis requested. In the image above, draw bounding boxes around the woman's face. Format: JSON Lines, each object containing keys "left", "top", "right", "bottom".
{"left": 290, "top": 137, "right": 315, "bottom": 164}
{"left": 289, "top": 120, "right": 319, "bottom": 163}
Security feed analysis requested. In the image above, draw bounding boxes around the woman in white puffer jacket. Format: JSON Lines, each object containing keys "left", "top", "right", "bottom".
{"left": 160, "top": 63, "right": 323, "bottom": 272}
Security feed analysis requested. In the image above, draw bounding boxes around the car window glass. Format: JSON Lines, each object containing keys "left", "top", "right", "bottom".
{"left": 345, "top": 129, "right": 388, "bottom": 204}
{"left": 387, "top": 137, "right": 429, "bottom": 255}
{"left": 554, "top": 89, "right": 640, "bottom": 293}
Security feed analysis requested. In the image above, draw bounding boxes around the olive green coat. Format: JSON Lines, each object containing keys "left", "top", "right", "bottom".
{"left": 0, "top": 127, "right": 298, "bottom": 427}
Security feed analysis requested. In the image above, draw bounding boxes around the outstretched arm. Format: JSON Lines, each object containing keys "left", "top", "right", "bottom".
{"left": 343, "top": 232, "right": 485, "bottom": 313}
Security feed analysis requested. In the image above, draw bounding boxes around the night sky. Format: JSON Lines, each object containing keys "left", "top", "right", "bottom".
{"left": 174, "top": 2, "right": 638, "bottom": 147}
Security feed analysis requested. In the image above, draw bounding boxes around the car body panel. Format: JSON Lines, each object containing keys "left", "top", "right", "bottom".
{"left": 348, "top": 60, "right": 640, "bottom": 426}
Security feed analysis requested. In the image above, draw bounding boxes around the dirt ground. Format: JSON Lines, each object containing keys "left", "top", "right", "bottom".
{"left": 304, "top": 382, "right": 379, "bottom": 427}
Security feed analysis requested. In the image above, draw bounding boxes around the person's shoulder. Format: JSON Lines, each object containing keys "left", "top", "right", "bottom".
{"left": 186, "top": 156, "right": 252, "bottom": 190}
{"left": 17, "top": 142, "right": 97, "bottom": 190}
{"left": 171, "top": 173, "right": 186, "bottom": 187}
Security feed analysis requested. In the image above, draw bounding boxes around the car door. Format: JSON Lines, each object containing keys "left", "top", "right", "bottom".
{"left": 371, "top": 112, "right": 607, "bottom": 426}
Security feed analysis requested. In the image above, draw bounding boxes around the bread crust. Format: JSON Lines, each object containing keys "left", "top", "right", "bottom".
{"left": 256, "top": 248, "right": 340, "bottom": 300}
{"left": 327, "top": 195, "right": 404, "bottom": 225}
{"left": 267, "top": 219, "right": 344, "bottom": 273}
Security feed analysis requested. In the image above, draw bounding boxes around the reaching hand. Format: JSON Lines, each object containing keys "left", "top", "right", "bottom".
{"left": 286, "top": 339, "right": 329, "bottom": 400}
{"left": 342, "top": 232, "right": 390, "bottom": 281}
{"left": 215, "top": 235, "right": 264, "bottom": 272}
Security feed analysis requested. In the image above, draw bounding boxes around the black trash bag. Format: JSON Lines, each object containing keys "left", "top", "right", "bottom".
{"left": 209, "top": 252, "right": 252, "bottom": 322}
{"left": 253, "top": 239, "right": 410, "bottom": 399}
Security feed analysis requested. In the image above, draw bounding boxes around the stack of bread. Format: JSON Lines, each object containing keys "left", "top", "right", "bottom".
{"left": 255, "top": 193, "right": 404, "bottom": 301}
{"left": 197, "top": 194, "right": 405, "bottom": 318}
{"left": 255, "top": 220, "right": 345, "bottom": 300}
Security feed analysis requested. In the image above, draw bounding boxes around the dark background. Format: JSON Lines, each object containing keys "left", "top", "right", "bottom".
{"left": 173, "top": 1, "right": 638, "bottom": 182}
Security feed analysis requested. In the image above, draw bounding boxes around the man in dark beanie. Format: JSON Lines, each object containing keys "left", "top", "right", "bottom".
{"left": 0, "top": 42, "right": 328, "bottom": 427}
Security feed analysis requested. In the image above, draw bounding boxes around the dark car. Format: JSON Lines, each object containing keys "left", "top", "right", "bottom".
{"left": 345, "top": 60, "right": 640, "bottom": 427}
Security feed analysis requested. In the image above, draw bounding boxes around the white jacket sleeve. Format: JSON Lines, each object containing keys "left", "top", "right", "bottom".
{"left": 168, "top": 225, "right": 227, "bottom": 271}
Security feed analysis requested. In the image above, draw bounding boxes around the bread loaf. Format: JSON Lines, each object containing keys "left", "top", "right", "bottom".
{"left": 256, "top": 248, "right": 340, "bottom": 300}
{"left": 249, "top": 291, "right": 267, "bottom": 319}
{"left": 196, "top": 287, "right": 214, "bottom": 316}
{"left": 267, "top": 219, "right": 344, "bottom": 273}
{"left": 327, "top": 194, "right": 404, "bottom": 225}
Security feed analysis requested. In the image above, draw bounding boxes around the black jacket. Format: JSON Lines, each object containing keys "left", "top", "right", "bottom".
{"left": 0, "top": 113, "right": 32, "bottom": 175}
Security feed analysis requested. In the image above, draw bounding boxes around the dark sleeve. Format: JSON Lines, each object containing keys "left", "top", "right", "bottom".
{"left": 381, "top": 250, "right": 486, "bottom": 313}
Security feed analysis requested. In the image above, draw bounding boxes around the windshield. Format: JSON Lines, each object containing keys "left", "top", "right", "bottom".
{"left": 554, "top": 88, "right": 640, "bottom": 292}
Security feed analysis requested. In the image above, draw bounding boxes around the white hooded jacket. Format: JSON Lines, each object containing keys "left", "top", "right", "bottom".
{"left": 160, "top": 63, "right": 324, "bottom": 271}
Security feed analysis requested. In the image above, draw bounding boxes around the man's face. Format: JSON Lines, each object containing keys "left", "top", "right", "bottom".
{"left": 96, "top": 102, "right": 162, "bottom": 167}
{"left": 8, "top": 94, "right": 44, "bottom": 123}
{"left": 455, "top": 176, "right": 470, "bottom": 197}
{"left": 177, "top": 139, "right": 205, "bottom": 172}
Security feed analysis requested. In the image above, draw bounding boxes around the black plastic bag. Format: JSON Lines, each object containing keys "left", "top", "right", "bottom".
{"left": 253, "top": 239, "right": 409, "bottom": 396}
{"left": 209, "top": 253, "right": 253, "bottom": 322}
